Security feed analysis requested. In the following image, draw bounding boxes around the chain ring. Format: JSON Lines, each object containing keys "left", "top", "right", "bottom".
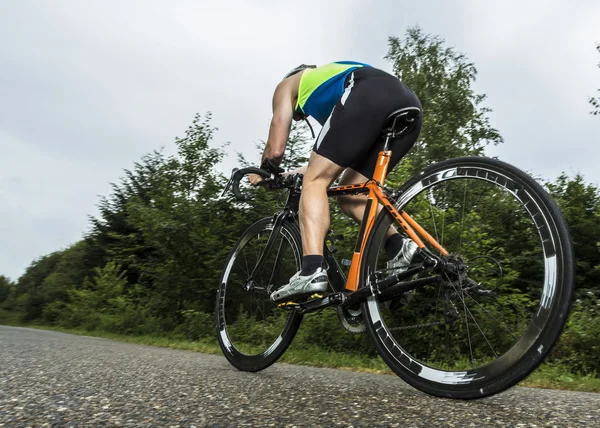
{"left": 337, "top": 305, "right": 366, "bottom": 334}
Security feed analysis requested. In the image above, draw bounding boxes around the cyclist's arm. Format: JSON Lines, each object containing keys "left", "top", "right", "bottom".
{"left": 261, "top": 80, "right": 295, "bottom": 167}
{"left": 249, "top": 80, "right": 296, "bottom": 186}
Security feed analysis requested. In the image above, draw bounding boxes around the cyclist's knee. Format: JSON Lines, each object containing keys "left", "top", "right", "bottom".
{"left": 303, "top": 152, "right": 344, "bottom": 185}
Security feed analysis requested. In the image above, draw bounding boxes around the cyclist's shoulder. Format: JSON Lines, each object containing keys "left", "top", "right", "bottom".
{"left": 312, "top": 60, "right": 372, "bottom": 71}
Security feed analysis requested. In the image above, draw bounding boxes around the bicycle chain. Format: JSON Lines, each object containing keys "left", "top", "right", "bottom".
{"left": 388, "top": 320, "right": 445, "bottom": 331}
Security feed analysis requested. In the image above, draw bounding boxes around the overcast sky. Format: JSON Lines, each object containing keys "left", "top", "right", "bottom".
{"left": 1, "top": 0, "right": 599, "bottom": 280}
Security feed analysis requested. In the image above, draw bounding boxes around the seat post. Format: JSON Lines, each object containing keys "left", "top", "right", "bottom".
{"left": 382, "top": 116, "right": 399, "bottom": 151}
{"left": 375, "top": 107, "right": 421, "bottom": 184}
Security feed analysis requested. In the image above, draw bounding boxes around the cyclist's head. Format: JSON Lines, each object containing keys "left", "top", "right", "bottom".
{"left": 283, "top": 64, "right": 316, "bottom": 80}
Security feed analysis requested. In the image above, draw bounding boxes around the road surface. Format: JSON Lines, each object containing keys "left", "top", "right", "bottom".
{"left": 1, "top": 326, "right": 598, "bottom": 427}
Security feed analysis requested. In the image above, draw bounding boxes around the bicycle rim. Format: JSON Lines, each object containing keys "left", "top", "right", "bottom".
{"left": 216, "top": 217, "right": 303, "bottom": 372}
{"left": 362, "top": 157, "right": 574, "bottom": 398}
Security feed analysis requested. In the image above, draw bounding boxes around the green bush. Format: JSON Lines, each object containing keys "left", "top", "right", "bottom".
{"left": 550, "top": 295, "right": 600, "bottom": 374}
{"left": 40, "top": 262, "right": 162, "bottom": 335}
{"left": 0, "top": 308, "right": 23, "bottom": 324}
{"left": 173, "top": 310, "right": 214, "bottom": 341}
{"left": 293, "top": 309, "right": 376, "bottom": 357}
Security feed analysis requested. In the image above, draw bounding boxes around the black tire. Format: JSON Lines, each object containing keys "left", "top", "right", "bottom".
{"left": 216, "top": 217, "right": 303, "bottom": 372}
{"left": 361, "top": 157, "right": 575, "bottom": 399}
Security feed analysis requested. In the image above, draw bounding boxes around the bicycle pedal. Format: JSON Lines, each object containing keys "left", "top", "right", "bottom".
{"left": 277, "top": 301, "right": 300, "bottom": 309}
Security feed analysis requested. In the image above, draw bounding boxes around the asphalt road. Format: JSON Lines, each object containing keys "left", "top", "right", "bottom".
{"left": 1, "top": 326, "right": 599, "bottom": 427}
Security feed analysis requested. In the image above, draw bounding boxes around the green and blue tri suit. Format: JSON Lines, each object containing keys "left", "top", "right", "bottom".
{"left": 295, "top": 61, "right": 370, "bottom": 125}
{"left": 294, "top": 61, "right": 423, "bottom": 178}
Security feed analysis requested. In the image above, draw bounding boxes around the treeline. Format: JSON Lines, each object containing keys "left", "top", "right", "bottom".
{"left": 1, "top": 28, "right": 599, "bottom": 374}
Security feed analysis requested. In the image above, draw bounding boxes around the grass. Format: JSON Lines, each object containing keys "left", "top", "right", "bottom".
{"left": 520, "top": 364, "right": 600, "bottom": 393}
{"left": 2, "top": 317, "right": 599, "bottom": 393}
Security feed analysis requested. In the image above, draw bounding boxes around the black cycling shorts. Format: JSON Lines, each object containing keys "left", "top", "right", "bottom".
{"left": 312, "top": 67, "right": 422, "bottom": 178}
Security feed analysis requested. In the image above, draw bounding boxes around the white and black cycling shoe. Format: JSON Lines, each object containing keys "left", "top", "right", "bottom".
{"left": 270, "top": 268, "right": 329, "bottom": 303}
{"left": 387, "top": 238, "right": 418, "bottom": 276}
{"left": 385, "top": 239, "right": 418, "bottom": 310}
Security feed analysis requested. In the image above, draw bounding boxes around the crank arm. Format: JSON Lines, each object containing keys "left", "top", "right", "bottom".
{"left": 296, "top": 293, "right": 345, "bottom": 314}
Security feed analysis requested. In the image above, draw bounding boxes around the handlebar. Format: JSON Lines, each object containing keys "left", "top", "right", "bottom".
{"left": 232, "top": 167, "right": 270, "bottom": 201}
{"left": 222, "top": 165, "right": 301, "bottom": 202}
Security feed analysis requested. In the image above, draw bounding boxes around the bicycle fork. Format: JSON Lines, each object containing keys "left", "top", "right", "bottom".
{"left": 243, "top": 211, "right": 290, "bottom": 295}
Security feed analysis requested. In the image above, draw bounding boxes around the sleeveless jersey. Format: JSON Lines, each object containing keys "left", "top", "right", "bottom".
{"left": 296, "top": 61, "right": 370, "bottom": 125}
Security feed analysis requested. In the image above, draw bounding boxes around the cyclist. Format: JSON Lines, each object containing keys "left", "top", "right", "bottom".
{"left": 249, "top": 61, "right": 423, "bottom": 302}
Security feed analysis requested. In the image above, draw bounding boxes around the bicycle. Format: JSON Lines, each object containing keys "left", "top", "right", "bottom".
{"left": 215, "top": 107, "right": 575, "bottom": 399}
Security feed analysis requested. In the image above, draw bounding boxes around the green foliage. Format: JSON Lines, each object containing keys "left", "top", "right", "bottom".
{"left": 123, "top": 113, "right": 239, "bottom": 321}
{"left": 88, "top": 149, "right": 167, "bottom": 287}
{"left": 236, "top": 122, "right": 313, "bottom": 221}
{"left": 172, "top": 310, "right": 214, "bottom": 341}
{"left": 239, "top": 122, "right": 311, "bottom": 171}
{"left": 547, "top": 174, "right": 600, "bottom": 294}
{"left": 550, "top": 294, "right": 600, "bottom": 374}
{"left": 14, "top": 251, "right": 63, "bottom": 320}
{"left": 51, "top": 261, "right": 159, "bottom": 334}
{"left": 590, "top": 43, "right": 600, "bottom": 116}
{"left": 279, "top": 122, "right": 312, "bottom": 171}
{"left": 293, "top": 309, "right": 376, "bottom": 357}
{"left": 8, "top": 241, "right": 99, "bottom": 321}
{"left": 385, "top": 27, "right": 503, "bottom": 180}
{"left": 0, "top": 275, "right": 13, "bottom": 304}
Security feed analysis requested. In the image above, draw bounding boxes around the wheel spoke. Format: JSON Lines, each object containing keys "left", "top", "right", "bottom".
{"left": 445, "top": 273, "right": 500, "bottom": 362}
{"left": 463, "top": 292, "right": 520, "bottom": 341}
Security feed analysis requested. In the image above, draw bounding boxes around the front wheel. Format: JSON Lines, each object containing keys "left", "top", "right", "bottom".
{"left": 216, "top": 217, "right": 303, "bottom": 372}
{"left": 361, "top": 157, "right": 575, "bottom": 399}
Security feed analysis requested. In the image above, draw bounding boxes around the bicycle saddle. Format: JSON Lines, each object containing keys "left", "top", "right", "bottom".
{"left": 382, "top": 107, "right": 421, "bottom": 137}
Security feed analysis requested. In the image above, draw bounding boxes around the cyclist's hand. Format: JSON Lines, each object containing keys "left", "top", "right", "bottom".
{"left": 283, "top": 165, "right": 307, "bottom": 176}
{"left": 248, "top": 173, "right": 264, "bottom": 186}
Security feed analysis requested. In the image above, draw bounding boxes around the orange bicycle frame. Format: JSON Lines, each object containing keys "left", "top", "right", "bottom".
{"left": 328, "top": 150, "right": 449, "bottom": 292}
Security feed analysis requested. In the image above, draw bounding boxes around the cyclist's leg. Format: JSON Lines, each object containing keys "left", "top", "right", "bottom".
{"left": 335, "top": 81, "right": 422, "bottom": 243}
{"left": 271, "top": 70, "right": 389, "bottom": 301}
{"left": 337, "top": 168, "right": 398, "bottom": 240}
{"left": 335, "top": 76, "right": 422, "bottom": 264}
{"left": 350, "top": 128, "right": 421, "bottom": 263}
{"left": 300, "top": 69, "right": 390, "bottom": 256}
{"left": 300, "top": 152, "right": 345, "bottom": 256}
{"left": 337, "top": 121, "right": 421, "bottom": 228}
{"left": 272, "top": 68, "right": 419, "bottom": 301}
{"left": 269, "top": 152, "right": 343, "bottom": 302}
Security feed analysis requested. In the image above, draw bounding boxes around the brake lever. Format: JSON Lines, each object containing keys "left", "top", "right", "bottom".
{"left": 221, "top": 168, "right": 238, "bottom": 197}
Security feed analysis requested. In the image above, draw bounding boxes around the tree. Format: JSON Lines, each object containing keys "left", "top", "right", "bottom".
{"left": 13, "top": 251, "right": 63, "bottom": 320}
{"left": 385, "top": 27, "right": 503, "bottom": 182}
{"left": 123, "top": 113, "right": 234, "bottom": 320}
{"left": 8, "top": 242, "right": 98, "bottom": 321}
{"left": 546, "top": 173, "right": 600, "bottom": 294}
{"left": 590, "top": 43, "right": 600, "bottom": 116}
{"left": 0, "top": 275, "right": 13, "bottom": 304}
{"left": 87, "top": 149, "right": 167, "bottom": 287}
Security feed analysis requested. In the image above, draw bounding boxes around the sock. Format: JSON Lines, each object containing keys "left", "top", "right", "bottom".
{"left": 384, "top": 233, "right": 404, "bottom": 260}
{"left": 300, "top": 255, "right": 326, "bottom": 276}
